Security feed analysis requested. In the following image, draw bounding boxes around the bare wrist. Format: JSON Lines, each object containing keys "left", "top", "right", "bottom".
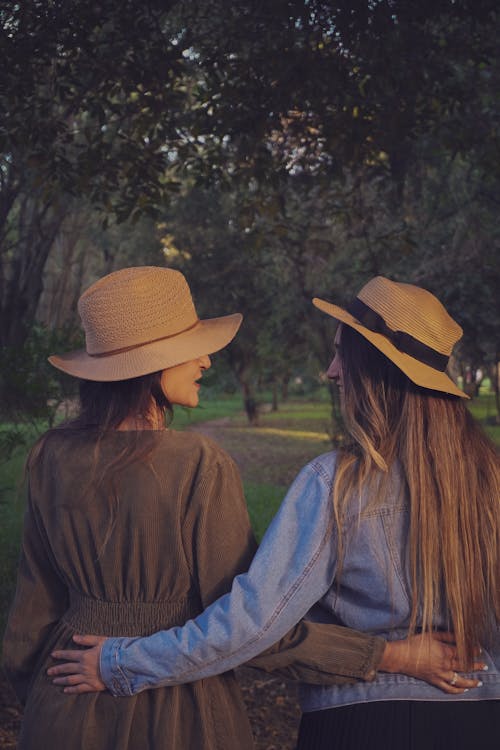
{"left": 378, "top": 640, "right": 404, "bottom": 674}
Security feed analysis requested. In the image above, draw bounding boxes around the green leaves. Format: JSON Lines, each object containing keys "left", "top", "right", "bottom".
{"left": 1, "top": 0, "right": 498, "bottom": 403}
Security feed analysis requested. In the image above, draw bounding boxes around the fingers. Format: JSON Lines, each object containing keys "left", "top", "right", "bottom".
{"left": 53, "top": 676, "right": 105, "bottom": 694}
{"left": 434, "top": 679, "right": 471, "bottom": 695}
{"left": 431, "top": 631, "right": 456, "bottom": 644}
{"left": 52, "top": 674, "right": 89, "bottom": 687}
{"left": 49, "top": 667, "right": 105, "bottom": 692}
{"left": 471, "top": 661, "right": 488, "bottom": 673}
{"left": 63, "top": 683, "right": 102, "bottom": 695}
{"left": 451, "top": 658, "right": 488, "bottom": 673}
{"left": 46, "top": 634, "right": 106, "bottom": 694}
{"left": 47, "top": 662, "right": 82, "bottom": 677}
{"left": 428, "top": 633, "right": 488, "bottom": 673}
{"left": 50, "top": 635, "right": 104, "bottom": 663}
{"left": 72, "top": 634, "right": 104, "bottom": 647}
{"left": 435, "top": 672, "right": 484, "bottom": 695}
{"left": 426, "top": 660, "right": 488, "bottom": 694}
{"left": 51, "top": 649, "right": 84, "bottom": 662}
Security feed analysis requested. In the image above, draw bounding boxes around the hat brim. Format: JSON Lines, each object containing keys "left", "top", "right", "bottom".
{"left": 49, "top": 313, "right": 242, "bottom": 382}
{"left": 312, "top": 298, "right": 468, "bottom": 399}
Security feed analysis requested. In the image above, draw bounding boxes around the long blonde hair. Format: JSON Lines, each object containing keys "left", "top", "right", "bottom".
{"left": 333, "top": 324, "right": 500, "bottom": 667}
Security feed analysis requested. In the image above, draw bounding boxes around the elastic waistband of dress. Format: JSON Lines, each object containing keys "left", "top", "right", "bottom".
{"left": 62, "top": 590, "right": 201, "bottom": 637}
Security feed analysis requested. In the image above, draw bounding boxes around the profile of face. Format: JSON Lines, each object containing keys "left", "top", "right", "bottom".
{"left": 160, "top": 354, "right": 211, "bottom": 408}
{"left": 327, "top": 326, "right": 344, "bottom": 405}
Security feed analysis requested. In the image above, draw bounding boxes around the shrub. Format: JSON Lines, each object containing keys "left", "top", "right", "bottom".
{"left": 0, "top": 325, "right": 81, "bottom": 457}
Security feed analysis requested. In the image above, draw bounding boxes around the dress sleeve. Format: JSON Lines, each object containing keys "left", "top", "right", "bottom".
{"left": 2, "top": 485, "right": 68, "bottom": 705}
{"left": 101, "top": 459, "right": 384, "bottom": 696}
{"left": 246, "top": 619, "right": 384, "bottom": 685}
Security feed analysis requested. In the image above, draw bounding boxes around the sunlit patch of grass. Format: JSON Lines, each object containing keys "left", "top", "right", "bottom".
{"left": 232, "top": 426, "right": 329, "bottom": 441}
{"left": 201, "top": 423, "right": 332, "bottom": 487}
{"left": 170, "top": 395, "right": 244, "bottom": 428}
{"left": 264, "top": 402, "right": 330, "bottom": 418}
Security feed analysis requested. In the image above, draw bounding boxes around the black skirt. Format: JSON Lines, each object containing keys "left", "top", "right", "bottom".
{"left": 296, "top": 700, "right": 500, "bottom": 750}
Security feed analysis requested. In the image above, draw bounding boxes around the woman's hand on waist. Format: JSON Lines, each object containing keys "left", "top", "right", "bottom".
{"left": 379, "top": 632, "right": 487, "bottom": 694}
{"left": 48, "top": 634, "right": 107, "bottom": 694}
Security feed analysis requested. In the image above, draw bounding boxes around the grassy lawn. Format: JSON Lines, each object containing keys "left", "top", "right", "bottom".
{"left": 0, "top": 390, "right": 498, "bottom": 641}
{"left": 0, "top": 450, "right": 27, "bottom": 640}
{"left": 467, "top": 392, "right": 500, "bottom": 442}
{"left": 244, "top": 482, "right": 287, "bottom": 542}
{"left": 169, "top": 394, "right": 245, "bottom": 429}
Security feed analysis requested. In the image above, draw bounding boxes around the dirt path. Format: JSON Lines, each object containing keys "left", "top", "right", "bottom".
{"left": 0, "top": 678, "right": 18, "bottom": 750}
{"left": 186, "top": 413, "right": 329, "bottom": 488}
{"left": 187, "top": 418, "right": 303, "bottom": 748}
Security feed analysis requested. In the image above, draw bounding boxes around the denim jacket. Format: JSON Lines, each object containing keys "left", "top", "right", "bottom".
{"left": 101, "top": 451, "right": 500, "bottom": 708}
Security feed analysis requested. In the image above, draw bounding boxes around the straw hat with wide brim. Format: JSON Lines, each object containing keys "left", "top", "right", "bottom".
{"left": 313, "top": 276, "right": 467, "bottom": 399}
{"left": 49, "top": 266, "right": 242, "bottom": 382}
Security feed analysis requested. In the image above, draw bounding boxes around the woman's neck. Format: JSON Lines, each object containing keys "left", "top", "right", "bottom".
{"left": 116, "top": 408, "right": 166, "bottom": 431}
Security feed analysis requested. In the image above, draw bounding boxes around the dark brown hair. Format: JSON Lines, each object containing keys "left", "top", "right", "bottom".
{"left": 72, "top": 371, "right": 173, "bottom": 430}
{"left": 28, "top": 371, "right": 173, "bottom": 556}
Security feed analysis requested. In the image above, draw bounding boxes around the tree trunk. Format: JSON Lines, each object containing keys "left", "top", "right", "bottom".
{"left": 36, "top": 210, "right": 88, "bottom": 329}
{"left": 271, "top": 378, "right": 279, "bottom": 412}
{"left": 0, "top": 193, "right": 71, "bottom": 347}
{"left": 281, "top": 374, "right": 290, "bottom": 402}
{"left": 240, "top": 377, "right": 259, "bottom": 426}
{"left": 493, "top": 360, "right": 500, "bottom": 425}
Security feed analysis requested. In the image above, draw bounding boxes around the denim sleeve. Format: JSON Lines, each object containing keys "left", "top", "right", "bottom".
{"left": 101, "top": 458, "right": 338, "bottom": 696}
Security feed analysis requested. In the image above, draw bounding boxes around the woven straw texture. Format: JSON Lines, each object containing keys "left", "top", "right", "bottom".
{"left": 78, "top": 267, "right": 198, "bottom": 355}
{"left": 358, "top": 276, "right": 462, "bottom": 356}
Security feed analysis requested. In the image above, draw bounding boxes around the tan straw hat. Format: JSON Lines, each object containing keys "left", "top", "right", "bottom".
{"left": 49, "top": 266, "right": 242, "bottom": 381}
{"left": 313, "top": 276, "right": 467, "bottom": 398}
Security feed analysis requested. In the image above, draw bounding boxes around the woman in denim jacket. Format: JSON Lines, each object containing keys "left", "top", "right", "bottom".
{"left": 50, "top": 277, "right": 499, "bottom": 749}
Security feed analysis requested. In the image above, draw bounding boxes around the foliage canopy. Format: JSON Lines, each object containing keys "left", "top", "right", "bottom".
{"left": 1, "top": 0, "right": 499, "bottom": 420}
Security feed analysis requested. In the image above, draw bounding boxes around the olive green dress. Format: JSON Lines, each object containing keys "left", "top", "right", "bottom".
{"left": 3, "top": 428, "right": 383, "bottom": 750}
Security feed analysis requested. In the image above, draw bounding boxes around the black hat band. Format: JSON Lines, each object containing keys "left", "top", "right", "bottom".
{"left": 346, "top": 298, "right": 449, "bottom": 372}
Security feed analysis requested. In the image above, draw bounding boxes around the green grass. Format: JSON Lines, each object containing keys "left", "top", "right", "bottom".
{"left": 244, "top": 481, "right": 286, "bottom": 542}
{"left": 467, "top": 392, "right": 500, "bottom": 443}
{"left": 169, "top": 394, "right": 244, "bottom": 429}
{"left": 0, "top": 450, "right": 27, "bottom": 639}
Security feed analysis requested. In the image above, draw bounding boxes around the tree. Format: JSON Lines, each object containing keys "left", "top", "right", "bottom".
{"left": 157, "top": 172, "right": 375, "bottom": 423}
{"left": 37, "top": 209, "right": 164, "bottom": 330}
{"left": 1, "top": 0, "right": 185, "bottom": 345}
{"left": 3, "top": 0, "right": 499, "bottom": 426}
{"left": 179, "top": 1, "right": 499, "bottom": 182}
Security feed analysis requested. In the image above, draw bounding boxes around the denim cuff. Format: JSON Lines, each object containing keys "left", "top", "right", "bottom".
{"left": 100, "top": 637, "right": 134, "bottom": 697}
